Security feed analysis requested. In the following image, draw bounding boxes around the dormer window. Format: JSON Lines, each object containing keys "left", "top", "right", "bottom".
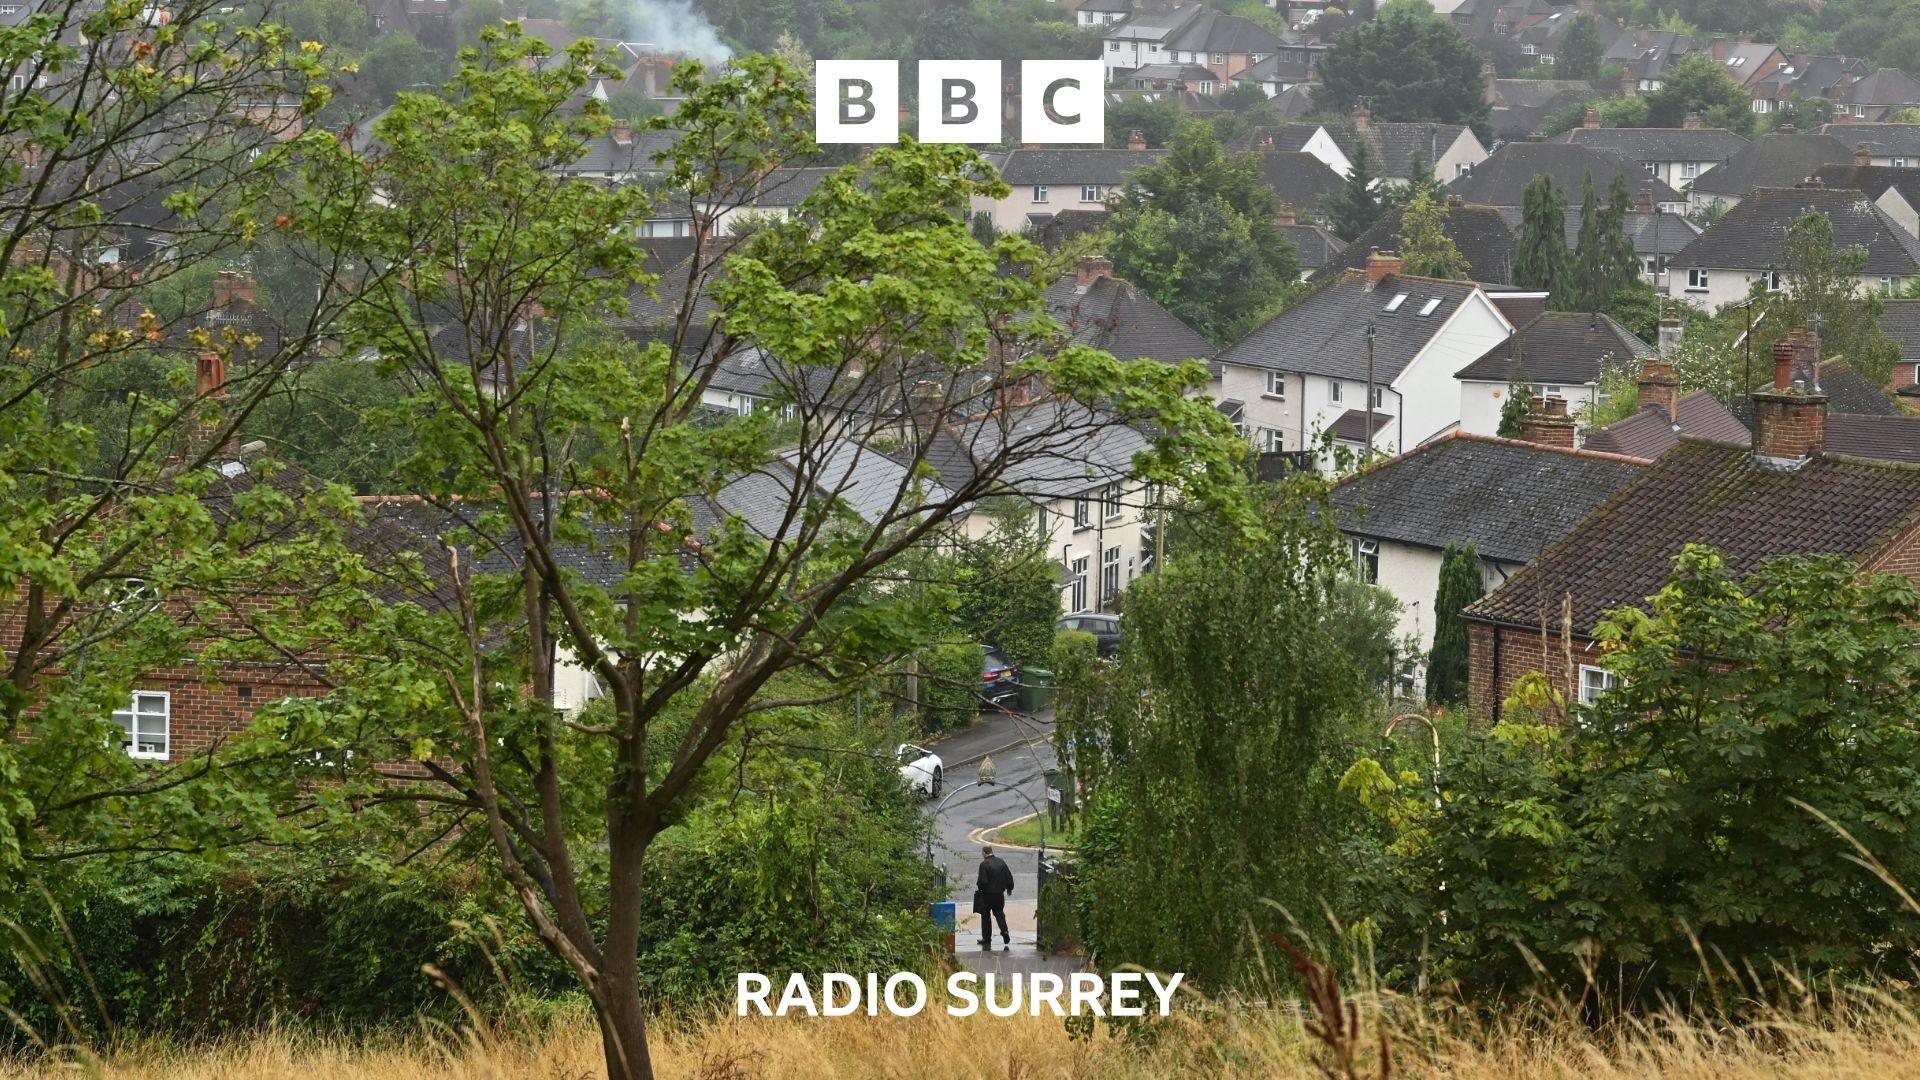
{"left": 1382, "top": 293, "right": 1407, "bottom": 312}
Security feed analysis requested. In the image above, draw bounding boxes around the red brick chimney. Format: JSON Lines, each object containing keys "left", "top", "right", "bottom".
{"left": 212, "top": 270, "right": 257, "bottom": 310}
{"left": 611, "top": 117, "right": 632, "bottom": 146}
{"left": 1365, "top": 247, "right": 1402, "bottom": 284}
{"left": 1076, "top": 255, "right": 1113, "bottom": 288}
{"left": 1855, "top": 141, "right": 1873, "bottom": 166}
{"left": 1351, "top": 103, "right": 1371, "bottom": 131}
{"left": 1275, "top": 201, "right": 1296, "bottom": 226}
{"left": 1127, "top": 128, "right": 1147, "bottom": 150}
{"left": 1792, "top": 327, "right": 1822, "bottom": 383}
{"left": 1482, "top": 61, "right": 1499, "bottom": 105}
{"left": 1682, "top": 111, "right": 1702, "bottom": 129}
{"left": 195, "top": 351, "right": 227, "bottom": 399}
{"left": 1753, "top": 335, "right": 1829, "bottom": 463}
{"left": 1637, "top": 359, "right": 1680, "bottom": 418}
{"left": 1520, "top": 396, "right": 1576, "bottom": 448}
{"left": 1620, "top": 69, "right": 1638, "bottom": 95}
{"left": 1583, "top": 107, "right": 1601, "bottom": 130}
{"left": 1634, "top": 185, "right": 1654, "bottom": 213}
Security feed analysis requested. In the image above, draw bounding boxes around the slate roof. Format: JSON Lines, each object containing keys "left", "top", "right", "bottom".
{"left": 915, "top": 399, "right": 1155, "bottom": 502}
{"left": 1329, "top": 409, "right": 1393, "bottom": 442}
{"left": 1254, "top": 151, "right": 1346, "bottom": 213}
{"left": 996, "top": 149, "right": 1164, "bottom": 187}
{"left": 1581, "top": 390, "right": 1749, "bottom": 459}
{"left": 1821, "top": 123, "right": 1920, "bottom": 159}
{"left": 1670, "top": 185, "right": 1920, "bottom": 275}
{"left": 1560, "top": 126, "right": 1749, "bottom": 164}
{"left": 1827, "top": 413, "right": 1920, "bottom": 463}
{"left": 1234, "top": 47, "right": 1324, "bottom": 86}
{"left": 1446, "top": 142, "right": 1682, "bottom": 207}
{"left": 1881, "top": 299, "right": 1920, "bottom": 358}
{"left": 561, "top": 128, "right": 679, "bottom": 176}
{"left": 1466, "top": 438, "right": 1920, "bottom": 631}
{"left": 1241, "top": 83, "right": 1319, "bottom": 120}
{"left": 1494, "top": 206, "right": 1702, "bottom": 257}
{"left": 1490, "top": 79, "right": 1595, "bottom": 140}
{"left": 1167, "top": 10, "right": 1286, "bottom": 54}
{"left": 1279, "top": 223, "right": 1346, "bottom": 270}
{"left": 1322, "top": 121, "right": 1480, "bottom": 179}
{"left": 1453, "top": 311, "right": 1653, "bottom": 384}
{"left": 1329, "top": 433, "right": 1645, "bottom": 564}
{"left": 1126, "top": 64, "right": 1219, "bottom": 85}
{"left": 1219, "top": 271, "right": 1485, "bottom": 381}
{"left": 1810, "top": 163, "right": 1920, "bottom": 208}
{"left": 1843, "top": 69, "right": 1920, "bottom": 108}
{"left": 1311, "top": 202, "right": 1516, "bottom": 284}
{"left": 1687, "top": 133, "right": 1853, "bottom": 198}
{"left": 1044, "top": 271, "right": 1215, "bottom": 363}
{"left": 1817, "top": 358, "right": 1906, "bottom": 417}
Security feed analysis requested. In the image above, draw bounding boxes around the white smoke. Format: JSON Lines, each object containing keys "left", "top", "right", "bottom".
{"left": 625, "top": 0, "right": 733, "bottom": 65}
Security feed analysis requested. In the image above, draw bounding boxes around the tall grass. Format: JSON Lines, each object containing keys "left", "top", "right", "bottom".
{"left": 9, "top": 984, "right": 1920, "bottom": 1079}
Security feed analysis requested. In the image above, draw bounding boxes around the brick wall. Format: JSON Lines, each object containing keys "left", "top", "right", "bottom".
{"left": 1465, "top": 619, "right": 1606, "bottom": 720}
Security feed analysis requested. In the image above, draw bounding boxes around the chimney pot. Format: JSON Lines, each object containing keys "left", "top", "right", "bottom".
{"left": 1076, "top": 255, "right": 1113, "bottom": 288}
{"left": 1583, "top": 107, "right": 1601, "bottom": 129}
{"left": 1856, "top": 141, "right": 1873, "bottom": 165}
{"left": 1446, "top": 193, "right": 1463, "bottom": 208}
{"left": 1658, "top": 312, "right": 1685, "bottom": 354}
{"left": 211, "top": 270, "right": 257, "bottom": 310}
{"left": 1637, "top": 359, "right": 1680, "bottom": 418}
{"left": 1520, "top": 396, "right": 1577, "bottom": 448}
{"left": 1634, "top": 185, "right": 1654, "bottom": 213}
{"left": 611, "top": 117, "right": 632, "bottom": 146}
{"left": 1682, "top": 111, "right": 1702, "bottom": 129}
{"left": 1127, "top": 128, "right": 1147, "bottom": 150}
{"left": 195, "top": 351, "right": 228, "bottom": 399}
{"left": 1275, "top": 201, "right": 1296, "bottom": 226}
{"left": 1772, "top": 337, "right": 1796, "bottom": 389}
{"left": 1365, "top": 247, "right": 1402, "bottom": 284}
{"left": 1351, "top": 102, "right": 1370, "bottom": 130}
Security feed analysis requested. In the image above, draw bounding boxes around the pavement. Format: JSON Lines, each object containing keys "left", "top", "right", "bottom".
{"left": 925, "top": 706, "right": 1088, "bottom": 976}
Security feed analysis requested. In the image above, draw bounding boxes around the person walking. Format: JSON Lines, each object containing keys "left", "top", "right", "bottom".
{"left": 973, "top": 845, "right": 1014, "bottom": 948}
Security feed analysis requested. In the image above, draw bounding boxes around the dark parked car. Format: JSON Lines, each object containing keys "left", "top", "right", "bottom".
{"left": 1058, "top": 614, "right": 1121, "bottom": 658}
{"left": 980, "top": 645, "right": 1021, "bottom": 707}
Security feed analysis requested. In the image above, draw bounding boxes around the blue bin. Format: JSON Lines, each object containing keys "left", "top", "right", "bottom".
{"left": 930, "top": 901, "right": 956, "bottom": 930}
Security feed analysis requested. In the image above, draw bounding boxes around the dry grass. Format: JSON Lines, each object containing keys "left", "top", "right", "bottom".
{"left": 10, "top": 987, "right": 1920, "bottom": 1079}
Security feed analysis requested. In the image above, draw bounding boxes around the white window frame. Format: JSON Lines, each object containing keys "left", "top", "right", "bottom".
{"left": 1643, "top": 160, "right": 1658, "bottom": 176}
{"left": 1070, "top": 556, "right": 1090, "bottom": 613}
{"left": 1080, "top": 185, "right": 1100, "bottom": 202}
{"left": 1032, "top": 185, "right": 1049, "bottom": 203}
{"left": 1102, "top": 482, "right": 1123, "bottom": 521}
{"left": 1328, "top": 379, "right": 1343, "bottom": 403}
{"left": 1370, "top": 385, "right": 1385, "bottom": 408}
{"left": 1264, "top": 370, "right": 1286, "bottom": 398}
{"left": 1765, "top": 270, "right": 1784, "bottom": 292}
{"left": 114, "top": 691, "right": 170, "bottom": 760}
{"left": 1101, "top": 545, "right": 1121, "bottom": 603}
{"left": 1687, "top": 268, "right": 1710, "bottom": 291}
{"left": 1073, "top": 495, "right": 1091, "bottom": 529}
{"left": 1352, "top": 538, "right": 1378, "bottom": 584}
{"left": 1680, "top": 161, "right": 1698, "bottom": 179}
{"left": 1257, "top": 426, "right": 1283, "bottom": 452}
{"left": 1578, "top": 664, "right": 1622, "bottom": 706}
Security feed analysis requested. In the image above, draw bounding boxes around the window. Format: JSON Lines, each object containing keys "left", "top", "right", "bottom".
{"left": 1752, "top": 98, "right": 1770, "bottom": 113}
{"left": 1578, "top": 665, "right": 1622, "bottom": 705}
{"left": 1073, "top": 495, "right": 1091, "bottom": 529}
{"left": 1328, "top": 379, "right": 1343, "bottom": 403}
{"left": 1264, "top": 370, "right": 1286, "bottom": 398}
{"left": 1032, "top": 185, "right": 1049, "bottom": 203}
{"left": 1148, "top": 43, "right": 1159, "bottom": 52}
{"left": 1855, "top": 104, "right": 1866, "bottom": 117}
{"left": 1351, "top": 538, "right": 1378, "bottom": 584}
{"left": 640, "top": 219, "right": 691, "bottom": 238}
{"left": 1417, "top": 297, "right": 1440, "bottom": 316}
{"left": 1370, "top": 385, "right": 1385, "bottom": 408}
{"left": 1455, "top": 162, "right": 1472, "bottom": 177}
{"left": 1211, "top": 52, "right": 1225, "bottom": 65}
{"left": 1080, "top": 185, "right": 1100, "bottom": 202}
{"left": 1643, "top": 160, "right": 1658, "bottom": 175}
{"left": 114, "top": 692, "right": 169, "bottom": 760}
{"left": 1257, "top": 427, "right": 1283, "bottom": 452}
{"left": 1109, "top": 41, "right": 1120, "bottom": 52}
{"left": 1896, "top": 157, "right": 1910, "bottom": 168}
{"left": 1101, "top": 545, "right": 1121, "bottom": 603}
{"left": 1035, "top": 504, "right": 1048, "bottom": 535}
{"left": 1102, "top": 482, "right": 1123, "bottom": 520}
{"left": 2, "top": 3, "right": 27, "bottom": 12}
{"left": 1070, "top": 557, "right": 1089, "bottom": 613}
{"left": 1681, "top": 161, "right": 1698, "bottom": 179}
{"left": 1686, "top": 268, "right": 1710, "bottom": 291}
{"left": 1382, "top": 293, "right": 1407, "bottom": 312}
{"left": 1883, "top": 276, "right": 1899, "bottom": 292}
{"left": 1764, "top": 270, "right": 1784, "bottom": 291}
{"left": 1522, "top": 44, "right": 1538, "bottom": 56}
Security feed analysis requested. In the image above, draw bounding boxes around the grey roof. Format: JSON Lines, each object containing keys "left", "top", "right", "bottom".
{"left": 1490, "top": 79, "right": 1595, "bottom": 140}
{"left": 1278, "top": 223, "right": 1346, "bottom": 270}
{"left": 1312, "top": 203, "right": 1517, "bottom": 284}
{"left": 1880, "top": 299, "right": 1920, "bottom": 359}
{"left": 1329, "top": 433, "right": 1645, "bottom": 564}
{"left": 1670, "top": 185, "right": 1920, "bottom": 275}
{"left": 1810, "top": 163, "right": 1920, "bottom": 208}
{"left": 1454, "top": 311, "right": 1653, "bottom": 384}
{"left": 1821, "top": 123, "right": 1920, "bottom": 158}
{"left": 997, "top": 149, "right": 1164, "bottom": 187}
{"left": 1167, "top": 10, "right": 1286, "bottom": 54}
{"left": 1324, "top": 121, "right": 1480, "bottom": 179}
{"left": 560, "top": 129, "right": 678, "bottom": 176}
{"left": 1581, "top": 390, "right": 1749, "bottom": 458}
{"left": 1234, "top": 46, "right": 1325, "bottom": 86}
{"left": 1219, "top": 270, "right": 1484, "bottom": 382}
{"left": 1687, "top": 133, "right": 1853, "bottom": 197}
{"left": 1253, "top": 151, "right": 1346, "bottom": 212}
{"left": 1495, "top": 206, "right": 1702, "bottom": 257}
{"left": 1447, "top": 142, "right": 1682, "bottom": 207}
{"left": 915, "top": 399, "right": 1155, "bottom": 503}
{"left": 1842, "top": 69, "right": 1920, "bottom": 108}
{"left": 1819, "top": 360, "right": 1907, "bottom": 417}
{"left": 1827, "top": 413, "right": 1920, "bottom": 463}
{"left": 1561, "top": 126, "right": 1749, "bottom": 164}
{"left": 744, "top": 167, "right": 837, "bottom": 207}
{"left": 1044, "top": 271, "right": 1215, "bottom": 363}
{"left": 1126, "top": 64, "right": 1219, "bottom": 84}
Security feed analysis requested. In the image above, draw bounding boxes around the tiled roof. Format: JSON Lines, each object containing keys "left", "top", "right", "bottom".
{"left": 1253, "top": 151, "right": 1346, "bottom": 213}
{"left": 1842, "top": 69, "right": 1920, "bottom": 107}
{"left": 1810, "top": 163, "right": 1920, "bottom": 208}
{"left": 1126, "top": 64, "right": 1218, "bottom": 84}
{"left": 1329, "top": 409, "right": 1393, "bottom": 441}
{"left": 997, "top": 149, "right": 1163, "bottom": 187}
{"left": 1311, "top": 203, "right": 1516, "bottom": 284}
{"left": 1490, "top": 79, "right": 1595, "bottom": 140}
{"left": 561, "top": 129, "right": 678, "bottom": 176}
{"left": 1278, "top": 223, "right": 1346, "bottom": 270}
{"left": 1815, "top": 358, "right": 1905, "bottom": 417}
{"left": 1581, "top": 390, "right": 1749, "bottom": 458}
{"left": 1219, "top": 271, "right": 1485, "bottom": 381}
{"left": 1330, "top": 433, "right": 1645, "bottom": 564}
{"left": 1827, "top": 413, "right": 1920, "bottom": 463}
{"left": 1495, "top": 206, "right": 1701, "bottom": 257}
{"left": 1670, "top": 185, "right": 1920, "bottom": 275}
{"left": 1322, "top": 121, "right": 1481, "bottom": 179}
{"left": 1044, "top": 271, "right": 1215, "bottom": 362}
{"left": 1881, "top": 299, "right": 1920, "bottom": 359}
{"left": 1167, "top": 10, "right": 1287, "bottom": 54}
{"left": 1561, "top": 126, "right": 1749, "bottom": 164}
{"left": 1821, "top": 123, "right": 1920, "bottom": 158}
{"left": 1447, "top": 142, "right": 1682, "bottom": 207}
{"left": 1466, "top": 438, "right": 1920, "bottom": 631}
{"left": 1453, "top": 310, "right": 1653, "bottom": 384}
{"left": 1687, "top": 132, "right": 1852, "bottom": 197}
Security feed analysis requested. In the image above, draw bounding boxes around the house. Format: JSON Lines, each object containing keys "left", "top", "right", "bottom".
{"left": 1453, "top": 311, "right": 1656, "bottom": 435}
{"left": 1159, "top": 8, "right": 1289, "bottom": 85}
{"left": 1668, "top": 184, "right": 1920, "bottom": 310}
{"left": 1559, "top": 118, "right": 1750, "bottom": 193}
{"left": 1235, "top": 110, "right": 1489, "bottom": 185}
{"left": 1833, "top": 68, "right": 1920, "bottom": 121}
{"left": 1076, "top": 0, "right": 1133, "bottom": 29}
{"left": 1044, "top": 257, "right": 1215, "bottom": 364}
{"left": 1465, "top": 339, "right": 1920, "bottom": 717}
{"left": 1685, "top": 131, "right": 1852, "bottom": 211}
{"left": 1811, "top": 160, "right": 1920, "bottom": 237}
{"left": 1750, "top": 54, "right": 1870, "bottom": 117}
{"left": 971, "top": 148, "right": 1162, "bottom": 233}
{"left": 1604, "top": 28, "right": 1699, "bottom": 92}
{"left": 1495, "top": 199, "right": 1703, "bottom": 288}
{"left": 555, "top": 119, "right": 677, "bottom": 183}
{"left": 1447, "top": 141, "right": 1685, "bottom": 211}
{"left": 1125, "top": 63, "right": 1220, "bottom": 96}
{"left": 1250, "top": 150, "right": 1347, "bottom": 220}
{"left": 1581, "top": 370, "right": 1750, "bottom": 459}
{"left": 1311, "top": 198, "right": 1517, "bottom": 285}
{"left": 1881, "top": 299, "right": 1920, "bottom": 394}
{"left": 1328, "top": 430, "right": 1645, "bottom": 683}
{"left": 1820, "top": 122, "right": 1920, "bottom": 167}
{"left": 1102, "top": 2, "right": 1207, "bottom": 79}
{"left": 1216, "top": 252, "right": 1515, "bottom": 461}
{"left": 1229, "top": 44, "right": 1327, "bottom": 97}
{"left": 1273, "top": 203, "right": 1345, "bottom": 277}
{"left": 1487, "top": 77, "right": 1596, "bottom": 142}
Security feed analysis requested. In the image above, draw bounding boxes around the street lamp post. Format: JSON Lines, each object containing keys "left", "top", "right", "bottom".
{"left": 926, "top": 753, "right": 1049, "bottom": 879}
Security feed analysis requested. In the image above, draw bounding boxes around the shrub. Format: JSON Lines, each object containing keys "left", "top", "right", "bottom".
{"left": 920, "top": 640, "right": 984, "bottom": 732}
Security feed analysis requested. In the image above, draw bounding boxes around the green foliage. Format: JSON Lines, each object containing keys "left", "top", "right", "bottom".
{"left": 951, "top": 510, "right": 1062, "bottom": 671}
{"left": 1544, "top": 93, "right": 1650, "bottom": 137}
{"left": 1557, "top": 13, "right": 1605, "bottom": 81}
{"left": 1513, "top": 176, "right": 1572, "bottom": 296}
{"left": 356, "top": 32, "right": 452, "bottom": 101}
{"left": 1051, "top": 629, "right": 1108, "bottom": 794}
{"left": 1318, "top": 2, "right": 1492, "bottom": 139}
{"left": 1325, "top": 577, "right": 1408, "bottom": 692}
{"left": 1498, "top": 364, "right": 1532, "bottom": 438}
{"left": 1353, "top": 546, "right": 1920, "bottom": 1003}
{"left": 1107, "top": 121, "right": 1302, "bottom": 343}
{"left": 1643, "top": 54, "right": 1757, "bottom": 135}
{"left": 1425, "top": 543, "right": 1482, "bottom": 708}
{"left": 244, "top": 356, "right": 416, "bottom": 492}
{"left": 920, "top": 641, "right": 986, "bottom": 733}
{"left": 1765, "top": 95, "right": 1835, "bottom": 132}
{"left": 1764, "top": 209, "right": 1900, "bottom": 386}
{"left": 1557, "top": 173, "right": 1648, "bottom": 318}
{"left": 1394, "top": 189, "right": 1468, "bottom": 279}
{"left": 1104, "top": 97, "right": 1181, "bottom": 149}
{"left": 1074, "top": 479, "right": 1371, "bottom": 987}
{"left": 1324, "top": 140, "right": 1384, "bottom": 242}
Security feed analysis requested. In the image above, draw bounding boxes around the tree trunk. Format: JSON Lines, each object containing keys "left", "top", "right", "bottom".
{"left": 593, "top": 969, "right": 653, "bottom": 1080}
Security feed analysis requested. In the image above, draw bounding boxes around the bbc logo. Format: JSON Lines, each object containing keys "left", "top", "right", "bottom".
{"left": 815, "top": 60, "right": 1104, "bottom": 145}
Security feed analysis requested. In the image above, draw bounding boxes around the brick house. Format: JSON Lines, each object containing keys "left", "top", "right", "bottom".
{"left": 1464, "top": 334, "right": 1920, "bottom": 717}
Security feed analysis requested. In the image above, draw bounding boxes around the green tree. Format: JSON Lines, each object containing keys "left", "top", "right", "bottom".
{"left": 1383, "top": 148, "right": 1446, "bottom": 208}
{"left": 1395, "top": 188, "right": 1469, "bottom": 279}
{"left": 1498, "top": 364, "right": 1533, "bottom": 438}
{"left": 1557, "top": 13, "right": 1605, "bottom": 81}
{"left": 1317, "top": 1, "right": 1492, "bottom": 138}
{"left": 1768, "top": 209, "right": 1901, "bottom": 386}
{"left": 1567, "top": 172, "right": 1603, "bottom": 311}
{"left": 952, "top": 507, "right": 1063, "bottom": 672}
{"left": 291, "top": 38, "right": 1251, "bottom": 1080}
{"left": 1766, "top": 95, "right": 1834, "bottom": 132}
{"left": 1104, "top": 97, "right": 1181, "bottom": 149}
{"left": 1512, "top": 175, "right": 1572, "bottom": 296}
{"left": 1425, "top": 542, "right": 1482, "bottom": 707}
{"left": 357, "top": 32, "right": 452, "bottom": 102}
{"left": 1644, "top": 53, "right": 1756, "bottom": 134}
{"left": 1325, "top": 140, "right": 1385, "bottom": 241}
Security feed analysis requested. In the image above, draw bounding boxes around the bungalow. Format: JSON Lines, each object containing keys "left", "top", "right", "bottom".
{"left": 1668, "top": 183, "right": 1920, "bottom": 310}
{"left": 1216, "top": 251, "right": 1515, "bottom": 462}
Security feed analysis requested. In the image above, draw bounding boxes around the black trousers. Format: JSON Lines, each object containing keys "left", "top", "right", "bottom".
{"left": 978, "top": 895, "right": 1008, "bottom": 942}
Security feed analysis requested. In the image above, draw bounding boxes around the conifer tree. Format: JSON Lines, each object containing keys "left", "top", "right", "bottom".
{"left": 1513, "top": 175, "right": 1571, "bottom": 297}
{"left": 1327, "top": 141, "right": 1384, "bottom": 241}
{"left": 1396, "top": 188, "right": 1469, "bottom": 279}
{"left": 1428, "top": 542, "right": 1484, "bottom": 708}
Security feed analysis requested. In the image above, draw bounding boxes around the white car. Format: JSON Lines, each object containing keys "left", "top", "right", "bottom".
{"left": 898, "top": 742, "right": 943, "bottom": 796}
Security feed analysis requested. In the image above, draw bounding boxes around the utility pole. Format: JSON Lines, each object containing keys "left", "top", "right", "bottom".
{"left": 1365, "top": 319, "right": 1377, "bottom": 456}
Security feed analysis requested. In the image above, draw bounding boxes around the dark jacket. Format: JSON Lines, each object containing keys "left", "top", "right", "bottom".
{"left": 976, "top": 855, "right": 1014, "bottom": 900}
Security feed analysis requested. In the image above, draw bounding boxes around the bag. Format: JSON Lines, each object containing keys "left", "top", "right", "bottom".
{"left": 971, "top": 888, "right": 989, "bottom": 914}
